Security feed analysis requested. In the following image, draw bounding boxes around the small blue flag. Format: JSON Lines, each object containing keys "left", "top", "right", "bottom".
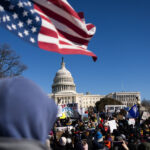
{"left": 128, "top": 104, "right": 139, "bottom": 118}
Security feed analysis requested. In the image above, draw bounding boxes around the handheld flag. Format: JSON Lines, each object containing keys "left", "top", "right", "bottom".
{"left": 0, "top": 0, "right": 97, "bottom": 61}
{"left": 128, "top": 104, "right": 139, "bottom": 118}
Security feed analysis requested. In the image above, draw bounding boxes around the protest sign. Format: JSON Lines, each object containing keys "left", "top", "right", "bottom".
{"left": 128, "top": 118, "right": 135, "bottom": 126}
{"left": 142, "top": 112, "right": 150, "bottom": 120}
{"left": 108, "top": 120, "right": 117, "bottom": 133}
{"left": 55, "top": 126, "right": 74, "bottom": 132}
{"left": 57, "top": 105, "right": 62, "bottom": 117}
{"left": 82, "top": 114, "right": 88, "bottom": 121}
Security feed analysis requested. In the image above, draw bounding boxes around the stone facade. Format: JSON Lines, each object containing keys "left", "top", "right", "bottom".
{"left": 106, "top": 92, "right": 141, "bottom": 107}
{"left": 49, "top": 59, "right": 141, "bottom": 109}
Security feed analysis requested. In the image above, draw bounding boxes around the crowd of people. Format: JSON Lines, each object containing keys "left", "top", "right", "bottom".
{"left": 49, "top": 112, "right": 150, "bottom": 150}
{"left": 0, "top": 77, "right": 150, "bottom": 150}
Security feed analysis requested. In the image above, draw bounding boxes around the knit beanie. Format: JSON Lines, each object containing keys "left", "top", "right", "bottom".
{"left": 59, "top": 137, "right": 67, "bottom": 146}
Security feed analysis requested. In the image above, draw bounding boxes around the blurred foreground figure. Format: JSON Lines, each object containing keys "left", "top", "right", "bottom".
{"left": 0, "top": 77, "right": 57, "bottom": 150}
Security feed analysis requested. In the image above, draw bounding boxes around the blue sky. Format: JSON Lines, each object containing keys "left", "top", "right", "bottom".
{"left": 0, "top": 0, "right": 150, "bottom": 100}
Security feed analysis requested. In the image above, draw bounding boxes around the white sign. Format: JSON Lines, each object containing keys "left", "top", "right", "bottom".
{"left": 108, "top": 120, "right": 117, "bottom": 133}
{"left": 55, "top": 126, "right": 74, "bottom": 132}
{"left": 128, "top": 118, "right": 135, "bottom": 126}
{"left": 142, "top": 112, "right": 150, "bottom": 120}
{"left": 57, "top": 105, "right": 63, "bottom": 117}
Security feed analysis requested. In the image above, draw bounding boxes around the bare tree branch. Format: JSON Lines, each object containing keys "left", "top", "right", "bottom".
{"left": 0, "top": 44, "right": 27, "bottom": 78}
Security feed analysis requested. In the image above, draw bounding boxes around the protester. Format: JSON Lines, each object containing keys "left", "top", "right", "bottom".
{"left": 93, "top": 130, "right": 106, "bottom": 150}
{"left": 74, "top": 134, "right": 84, "bottom": 150}
{"left": 82, "top": 139, "right": 88, "bottom": 150}
{"left": 104, "top": 133, "right": 112, "bottom": 149}
{"left": 0, "top": 77, "right": 57, "bottom": 150}
{"left": 55, "top": 136, "right": 67, "bottom": 150}
{"left": 113, "top": 136, "right": 129, "bottom": 150}
{"left": 82, "top": 131, "right": 94, "bottom": 150}
{"left": 66, "top": 137, "right": 73, "bottom": 150}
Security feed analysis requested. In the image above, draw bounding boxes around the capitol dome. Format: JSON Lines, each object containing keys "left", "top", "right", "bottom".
{"left": 52, "top": 58, "right": 76, "bottom": 94}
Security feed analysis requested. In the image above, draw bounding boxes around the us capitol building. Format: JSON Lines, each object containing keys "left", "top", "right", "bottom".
{"left": 49, "top": 59, "right": 141, "bottom": 108}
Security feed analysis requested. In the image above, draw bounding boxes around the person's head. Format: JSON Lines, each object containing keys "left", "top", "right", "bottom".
{"left": 82, "top": 139, "right": 87, "bottom": 146}
{"left": 120, "top": 134, "right": 126, "bottom": 141}
{"left": 0, "top": 77, "right": 57, "bottom": 143}
{"left": 95, "top": 131, "right": 103, "bottom": 142}
{"left": 66, "top": 137, "right": 72, "bottom": 145}
{"left": 59, "top": 137, "right": 67, "bottom": 146}
{"left": 85, "top": 131, "right": 89, "bottom": 137}
{"left": 116, "top": 136, "right": 123, "bottom": 142}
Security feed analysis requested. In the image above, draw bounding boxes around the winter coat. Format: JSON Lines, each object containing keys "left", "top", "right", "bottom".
{"left": 74, "top": 141, "right": 84, "bottom": 150}
{"left": 54, "top": 144, "right": 67, "bottom": 150}
{"left": 84, "top": 136, "right": 94, "bottom": 150}
{"left": 93, "top": 139, "right": 105, "bottom": 150}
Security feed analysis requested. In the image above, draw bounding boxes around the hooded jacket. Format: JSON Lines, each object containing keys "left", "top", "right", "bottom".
{"left": 93, "top": 131, "right": 105, "bottom": 150}
{"left": 0, "top": 77, "right": 57, "bottom": 150}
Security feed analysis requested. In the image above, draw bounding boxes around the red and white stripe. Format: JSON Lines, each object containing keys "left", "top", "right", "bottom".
{"left": 32, "top": 0, "right": 97, "bottom": 61}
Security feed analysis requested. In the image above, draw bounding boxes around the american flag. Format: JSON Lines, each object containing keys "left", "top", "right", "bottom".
{"left": 0, "top": 0, "right": 97, "bottom": 61}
